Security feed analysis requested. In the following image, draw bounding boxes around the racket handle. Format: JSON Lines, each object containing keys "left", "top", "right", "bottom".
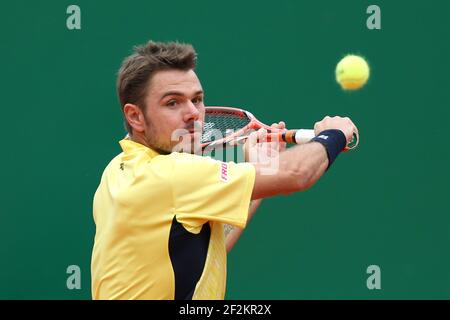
{"left": 279, "top": 129, "right": 359, "bottom": 150}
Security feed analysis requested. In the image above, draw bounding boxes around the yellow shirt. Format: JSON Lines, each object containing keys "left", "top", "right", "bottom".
{"left": 91, "top": 139, "right": 255, "bottom": 300}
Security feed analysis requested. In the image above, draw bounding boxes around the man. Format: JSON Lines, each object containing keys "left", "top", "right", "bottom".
{"left": 91, "top": 41, "right": 358, "bottom": 300}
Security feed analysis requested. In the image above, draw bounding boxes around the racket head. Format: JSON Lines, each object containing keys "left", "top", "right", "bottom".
{"left": 201, "top": 106, "right": 273, "bottom": 151}
{"left": 201, "top": 106, "right": 359, "bottom": 152}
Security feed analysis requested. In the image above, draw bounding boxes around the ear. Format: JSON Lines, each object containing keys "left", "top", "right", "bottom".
{"left": 123, "top": 103, "right": 146, "bottom": 133}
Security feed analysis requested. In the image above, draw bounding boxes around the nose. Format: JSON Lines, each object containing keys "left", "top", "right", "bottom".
{"left": 183, "top": 101, "right": 200, "bottom": 123}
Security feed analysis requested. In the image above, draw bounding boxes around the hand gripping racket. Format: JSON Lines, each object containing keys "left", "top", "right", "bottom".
{"left": 201, "top": 106, "right": 358, "bottom": 152}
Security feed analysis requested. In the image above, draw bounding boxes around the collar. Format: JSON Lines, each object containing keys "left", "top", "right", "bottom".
{"left": 119, "top": 138, "right": 161, "bottom": 159}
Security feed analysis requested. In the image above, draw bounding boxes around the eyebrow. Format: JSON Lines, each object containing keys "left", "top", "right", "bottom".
{"left": 159, "top": 90, "right": 204, "bottom": 102}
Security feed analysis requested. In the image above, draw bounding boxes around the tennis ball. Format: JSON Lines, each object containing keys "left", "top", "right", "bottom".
{"left": 335, "top": 54, "right": 370, "bottom": 90}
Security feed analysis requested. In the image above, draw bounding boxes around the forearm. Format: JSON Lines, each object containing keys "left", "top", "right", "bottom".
{"left": 225, "top": 199, "right": 262, "bottom": 253}
{"left": 251, "top": 141, "right": 329, "bottom": 199}
{"left": 225, "top": 226, "right": 242, "bottom": 253}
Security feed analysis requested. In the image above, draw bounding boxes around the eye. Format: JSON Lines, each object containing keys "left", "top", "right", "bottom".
{"left": 192, "top": 96, "right": 203, "bottom": 105}
{"left": 166, "top": 99, "right": 178, "bottom": 107}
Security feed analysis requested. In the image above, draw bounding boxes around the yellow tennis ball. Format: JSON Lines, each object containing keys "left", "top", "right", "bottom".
{"left": 335, "top": 54, "right": 370, "bottom": 90}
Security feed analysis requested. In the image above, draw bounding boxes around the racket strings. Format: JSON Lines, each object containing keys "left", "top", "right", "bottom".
{"left": 202, "top": 112, "right": 250, "bottom": 143}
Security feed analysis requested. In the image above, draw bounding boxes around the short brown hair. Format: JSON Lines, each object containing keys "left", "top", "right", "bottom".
{"left": 117, "top": 41, "right": 197, "bottom": 133}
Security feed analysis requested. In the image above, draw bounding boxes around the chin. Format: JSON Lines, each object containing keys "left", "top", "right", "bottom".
{"left": 171, "top": 136, "right": 202, "bottom": 155}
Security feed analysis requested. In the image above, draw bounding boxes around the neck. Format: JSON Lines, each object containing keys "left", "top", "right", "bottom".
{"left": 128, "top": 132, "right": 170, "bottom": 155}
{"left": 129, "top": 132, "right": 148, "bottom": 147}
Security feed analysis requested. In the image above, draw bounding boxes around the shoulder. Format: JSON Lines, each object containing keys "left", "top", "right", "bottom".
{"left": 101, "top": 153, "right": 124, "bottom": 176}
{"left": 166, "top": 152, "right": 219, "bottom": 167}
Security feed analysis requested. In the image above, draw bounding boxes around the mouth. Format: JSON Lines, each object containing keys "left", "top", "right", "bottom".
{"left": 187, "top": 128, "right": 203, "bottom": 135}
{"left": 181, "top": 130, "right": 199, "bottom": 139}
{"left": 187, "top": 121, "right": 203, "bottom": 134}
{"left": 184, "top": 131, "right": 195, "bottom": 138}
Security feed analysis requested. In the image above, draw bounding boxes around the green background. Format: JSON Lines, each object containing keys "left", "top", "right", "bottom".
{"left": 1, "top": 0, "right": 449, "bottom": 299}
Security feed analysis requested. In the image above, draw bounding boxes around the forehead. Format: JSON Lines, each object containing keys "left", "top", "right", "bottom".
{"left": 148, "top": 69, "right": 202, "bottom": 97}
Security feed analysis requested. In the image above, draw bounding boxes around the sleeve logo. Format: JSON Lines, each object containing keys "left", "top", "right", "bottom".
{"left": 220, "top": 162, "right": 228, "bottom": 182}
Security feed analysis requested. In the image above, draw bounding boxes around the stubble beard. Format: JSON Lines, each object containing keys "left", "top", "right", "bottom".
{"left": 142, "top": 116, "right": 173, "bottom": 155}
{"left": 143, "top": 116, "right": 202, "bottom": 155}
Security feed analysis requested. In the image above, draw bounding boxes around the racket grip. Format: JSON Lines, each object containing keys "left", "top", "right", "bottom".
{"left": 283, "top": 129, "right": 359, "bottom": 150}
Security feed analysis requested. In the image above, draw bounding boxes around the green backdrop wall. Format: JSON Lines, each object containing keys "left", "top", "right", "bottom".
{"left": 1, "top": 0, "right": 449, "bottom": 299}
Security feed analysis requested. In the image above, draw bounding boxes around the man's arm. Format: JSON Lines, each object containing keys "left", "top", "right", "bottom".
{"left": 225, "top": 141, "right": 328, "bottom": 252}
{"left": 251, "top": 116, "right": 357, "bottom": 200}
{"left": 224, "top": 116, "right": 357, "bottom": 251}
{"left": 225, "top": 199, "right": 261, "bottom": 253}
{"left": 251, "top": 141, "right": 328, "bottom": 199}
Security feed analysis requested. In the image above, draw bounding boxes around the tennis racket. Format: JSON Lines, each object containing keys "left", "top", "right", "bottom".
{"left": 201, "top": 106, "right": 358, "bottom": 152}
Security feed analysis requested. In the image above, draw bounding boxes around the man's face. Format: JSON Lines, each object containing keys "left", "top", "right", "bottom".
{"left": 142, "top": 69, "right": 205, "bottom": 154}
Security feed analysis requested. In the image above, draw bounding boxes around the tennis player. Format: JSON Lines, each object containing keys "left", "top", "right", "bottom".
{"left": 91, "top": 41, "right": 358, "bottom": 300}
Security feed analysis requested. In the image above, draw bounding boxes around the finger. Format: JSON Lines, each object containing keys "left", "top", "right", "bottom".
{"left": 344, "top": 117, "right": 359, "bottom": 143}
{"left": 257, "top": 128, "right": 267, "bottom": 143}
{"left": 344, "top": 117, "right": 358, "bottom": 133}
{"left": 270, "top": 121, "right": 286, "bottom": 130}
{"left": 314, "top": 121, "right": 321, "bottom": 135}
{"left": 248, "top": 130, "right": 259, "bottom": 146}
{"left": 270, "top": 122, "right": 285, "bottom": 150}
